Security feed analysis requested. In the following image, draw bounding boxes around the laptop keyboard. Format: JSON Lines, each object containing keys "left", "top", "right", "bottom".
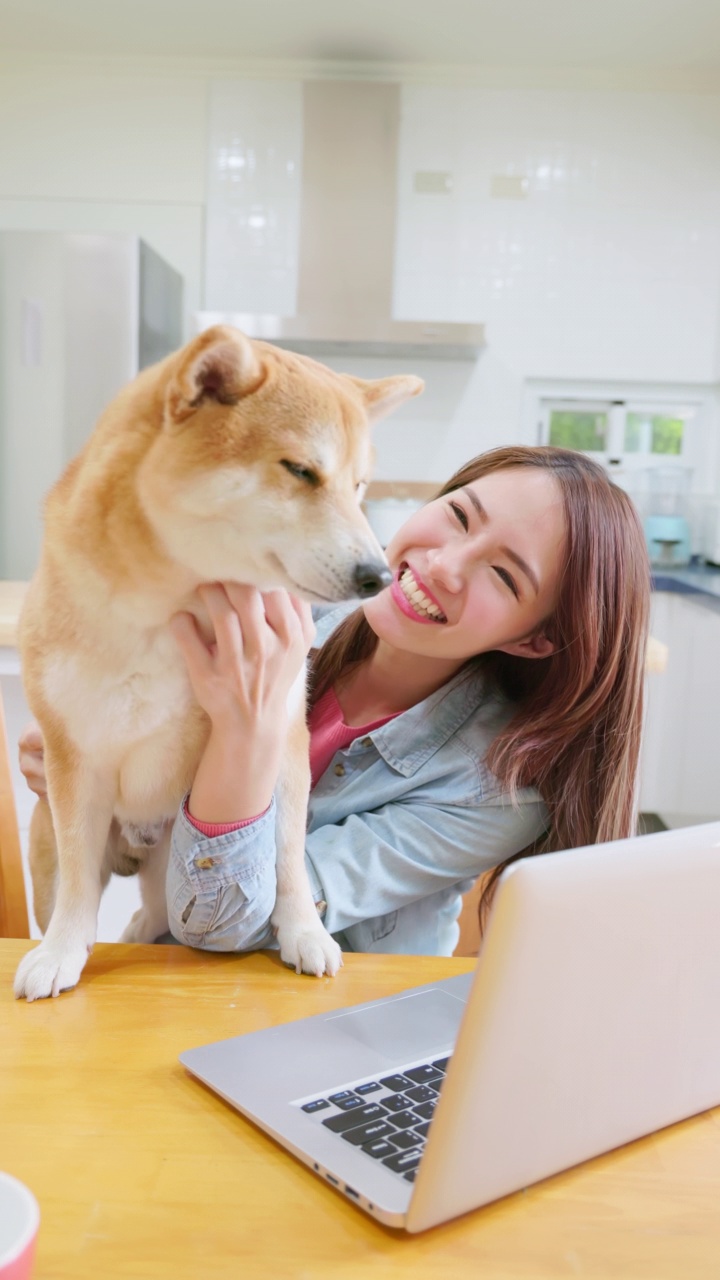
{"left": 294, "top": 1055, "right": 451, "bottom": 1183}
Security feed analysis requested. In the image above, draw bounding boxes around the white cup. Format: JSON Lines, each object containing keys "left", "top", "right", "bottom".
{"left": 0, "top": 1173, "right": 39, "bottom": 1280}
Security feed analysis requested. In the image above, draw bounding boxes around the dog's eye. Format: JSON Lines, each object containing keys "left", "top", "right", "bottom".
{"left": 280, "top": 459, "right": 320, "bottom": 486}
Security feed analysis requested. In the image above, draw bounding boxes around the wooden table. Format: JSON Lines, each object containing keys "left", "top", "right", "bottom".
{"left": 3, "top": 941, "right": 720, "bottom": 1280}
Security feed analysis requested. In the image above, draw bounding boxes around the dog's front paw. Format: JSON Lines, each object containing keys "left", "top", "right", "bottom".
{"left": 14, "top": 940, "right": 91, "bottom": 1001}
{"left": 273, "top": 907, "right": 343, "bottom": 978}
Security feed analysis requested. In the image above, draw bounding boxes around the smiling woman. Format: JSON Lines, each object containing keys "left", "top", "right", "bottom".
{"left": 20, "top": 446, "right": 652, "bottom": 959}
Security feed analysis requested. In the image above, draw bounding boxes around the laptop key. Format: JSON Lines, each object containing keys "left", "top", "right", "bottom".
{"left": 341, "top": 1120, "right": 396, "bottom": 1146}
{"left": 390, "top": 1129, "right": 423, "bottom": 1150}
{"left": 362, "top": 1138, "right": 399, "bottom": 1159}
{"left": 432, "top": 1057, "right": 450, "bottom": 1072}
{"left": 404, "top": 1084, "right": 438, "bottom": 1104}
{"left": 413, "top": 1122, "right": 431, "bottom": 1139}
{"left": 380, "top": 1093, "right": 411, "bottom": 1113}
{"left": 301, "top": 1098, "right": 331, "bottom": 1114}
{"left": 412, "top": 1100, "right": 437, "bottom": 1121}
{"left": 355, "top": 1081, "right": 382, "bottom": 1095}
{"left": 322, "top": 1103, "right": 386, "bottom": 1133}
{"left": 404, "top": 1170, "right": 417, "bottom": 1183}
{"left": 382, "top": 1150, "right": 422, "bottom": 1174}
{"left": 386, "top": 1109, "right": 417, "bottom": 1130}
{"left": 403, "top": 1064, "right": 443, "bottom": 1085}
{"left": 379, "top": 1074, "right": 413, "bottom": 1092}
{"left": 328, "top": 1091, "right": 364, "bottom": 1111}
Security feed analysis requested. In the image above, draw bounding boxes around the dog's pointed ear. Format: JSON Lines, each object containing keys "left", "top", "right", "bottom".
{"left": 165, "top": 326, "right": 264, "bottom": 430}
{"left": 349, "top": 374, "right": 424, "bottom": 424}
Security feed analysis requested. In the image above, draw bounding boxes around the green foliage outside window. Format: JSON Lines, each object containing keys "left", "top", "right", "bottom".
{"left": 624, "top": 413, "right": 684, "bottom": 455}
{"left": 548, "top": 411, "right": 608, "bottom": 452}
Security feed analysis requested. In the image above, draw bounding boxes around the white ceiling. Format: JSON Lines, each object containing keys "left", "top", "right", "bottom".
{"left": 2, "top": 0, "right": 720, "bottom": 71}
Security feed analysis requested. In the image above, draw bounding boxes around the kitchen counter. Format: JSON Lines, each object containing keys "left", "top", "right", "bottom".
{"left": 0, "top": 581, "right": 27, "bottom": 647}
{"left": 651, "top": 562, "right": 720, "bottom": 613}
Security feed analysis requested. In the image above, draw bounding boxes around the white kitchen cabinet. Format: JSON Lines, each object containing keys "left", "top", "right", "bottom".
{"left": 640, "top": 592, "right": 720, "bottom": 826}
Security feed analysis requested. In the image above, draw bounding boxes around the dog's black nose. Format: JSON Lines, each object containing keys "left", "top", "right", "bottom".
{"left": 353, "top": 563, "right": 393, "bottom": 598}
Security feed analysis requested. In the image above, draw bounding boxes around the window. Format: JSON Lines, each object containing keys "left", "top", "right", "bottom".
{"left": 623, "top": 411, "right": 684, "bottom": 456}
{"left": 541, "top": 399, "right": 693, "bottom": 467}
{"left": 546, "top": 404, "right": 610, "bottom": 453}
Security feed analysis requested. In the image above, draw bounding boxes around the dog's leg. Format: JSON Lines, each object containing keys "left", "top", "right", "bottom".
{"left": 118, "top": 824, "right": 171, "bottom": 943}
{"left": 29, "top": 801, "right": 119, "bottom": 936}
{"left": 271, "top": 710, "right": 343, "bottom": 978}
{"left": 27, "top": 797, "right": 59, "bottom": 935}
{"left": 14, "top": 736, "right": 115, "bottom": 1001}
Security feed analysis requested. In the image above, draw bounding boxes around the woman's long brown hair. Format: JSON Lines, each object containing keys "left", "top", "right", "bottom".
{"left": 309, "top": 446, "right": 651, "bottom": 927}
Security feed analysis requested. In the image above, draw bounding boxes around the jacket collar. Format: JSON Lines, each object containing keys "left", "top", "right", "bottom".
{"left": 311, "top": 603, "right": 508, "bottom": 778}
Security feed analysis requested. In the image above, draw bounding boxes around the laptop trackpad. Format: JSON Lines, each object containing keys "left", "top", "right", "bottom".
{"left": 325, "top": 989, "right": 466, "bottom": 1062}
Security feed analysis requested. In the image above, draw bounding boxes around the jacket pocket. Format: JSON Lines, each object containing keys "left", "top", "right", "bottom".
{"left": 369, "top": 910, "right": 398, "bottom": 943}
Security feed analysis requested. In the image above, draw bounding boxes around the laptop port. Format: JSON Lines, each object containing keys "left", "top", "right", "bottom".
{"left": 345, "top": 1185, "right": 360, "bottom": 1199}
{"left": 326, "top": 1174, "right": 339, "bottom": 1186}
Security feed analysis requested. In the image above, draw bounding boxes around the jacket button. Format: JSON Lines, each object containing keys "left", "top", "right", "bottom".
{"left": 360, "top": 736, "right": 372, "bottom": 747}
{"left": 334, "top": 762, "right": 346, "bottom": 776}
{"left": 195, "top": 857, "right": 215, "bottom": 869}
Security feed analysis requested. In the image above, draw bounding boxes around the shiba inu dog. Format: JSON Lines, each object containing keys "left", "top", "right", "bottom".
{"left": 14, "top": 325, "right": 423, "bottom": 1000}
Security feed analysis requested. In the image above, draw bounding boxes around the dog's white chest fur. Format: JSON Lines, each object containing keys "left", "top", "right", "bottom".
{"left": 42, "top": 627, "right": 201, "bottom": 826}
{"left": 41, "top": 621, "right": 307, "bottom": 824}
{"left": 43, "top": 627, "right": 192, "bottom": 758}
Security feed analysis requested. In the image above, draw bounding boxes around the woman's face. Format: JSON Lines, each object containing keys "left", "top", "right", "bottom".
{"left": 363, "top": 467, "right": 566, "bottom": 663}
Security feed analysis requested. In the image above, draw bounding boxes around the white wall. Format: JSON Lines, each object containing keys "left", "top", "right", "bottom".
{"left": 2, "top": 55, "right": 720, "bottom": 491}
{"left": 0, "top": 56, "right": 208, "bottom": 334}
{"left": 387, "top": 86, "right": 720, "bottom": 488}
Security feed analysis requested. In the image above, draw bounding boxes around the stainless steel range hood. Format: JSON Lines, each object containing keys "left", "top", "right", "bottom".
{"left": 198, "top": 81, "right": 485, "bottom": 361}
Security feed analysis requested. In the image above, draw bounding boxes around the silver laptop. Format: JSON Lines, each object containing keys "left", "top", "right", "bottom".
{"left": 180, "top": 822, "right": 720, "bottom": 1232}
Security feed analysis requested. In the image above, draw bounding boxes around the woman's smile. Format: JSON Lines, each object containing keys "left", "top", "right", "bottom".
{"left": 390, "top": 562, "right": 448, "bottom": 625}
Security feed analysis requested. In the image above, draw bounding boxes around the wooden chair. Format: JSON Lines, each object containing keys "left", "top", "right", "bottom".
{"left": 454, "top": 873, "right": 489, "bottom": 958}
{"left": 0, "top": 684, "right": 30, "bottom": 937}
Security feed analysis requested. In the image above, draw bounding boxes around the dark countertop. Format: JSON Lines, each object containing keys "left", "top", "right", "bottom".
{"left": 652, "top": 561, "right": 720, "bottom": 612}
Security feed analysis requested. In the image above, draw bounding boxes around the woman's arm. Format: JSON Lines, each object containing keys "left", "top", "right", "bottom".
{"left": 303, "top": 792, "right": 545, "bottom": 944}
{"left": 166, "top": 581, "right": 316, "bottom": 948}
{"left": 167, "top": 795, "right": 280, "bottom": 950}
{"left": 167, "top": 778, "right": 546, "bottom": 953}
{"left": 170, "top": 582, "right": 315, "bottom": 822}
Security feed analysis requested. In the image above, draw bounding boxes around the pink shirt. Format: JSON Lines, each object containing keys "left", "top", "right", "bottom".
{"left": 308, "top": 687, "right": 397, "bottom": 788}
{"left": 185, "top": 687, "right": 398, "bottom": 836}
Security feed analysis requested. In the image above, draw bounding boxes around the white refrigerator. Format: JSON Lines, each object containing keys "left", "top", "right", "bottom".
{"left": 0, "top": 231, "right": 183, "bottom": 579}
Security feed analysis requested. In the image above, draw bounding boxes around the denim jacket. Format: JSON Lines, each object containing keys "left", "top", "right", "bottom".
{"left": 166, "top": 605, "right": 548, "bottom": 957}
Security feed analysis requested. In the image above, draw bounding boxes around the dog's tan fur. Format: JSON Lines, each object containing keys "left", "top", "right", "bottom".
{"left": 14, "top": 326, "right": 422, "bottom": 1000}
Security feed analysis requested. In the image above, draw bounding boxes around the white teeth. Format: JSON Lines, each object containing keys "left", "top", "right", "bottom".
{"left": 398, "top": 568, "right": 445, "bottom": 621}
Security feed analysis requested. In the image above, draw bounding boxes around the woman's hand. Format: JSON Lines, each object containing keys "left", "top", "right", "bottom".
{"left": 18, "top": 721, "right": 47, "bottom": 798}
{"left": 170, "top": 583, "right": 315, "bottom": 733}
{"left": 170, "top": 583, "right": 315, "bottom": 824}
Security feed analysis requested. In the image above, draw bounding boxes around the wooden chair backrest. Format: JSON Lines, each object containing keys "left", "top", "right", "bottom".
{"left": 454, "top": 873, "right": 488, "bottom": 958}
{"left": 0, "top": 685, "right": 30, "bottom": 938}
